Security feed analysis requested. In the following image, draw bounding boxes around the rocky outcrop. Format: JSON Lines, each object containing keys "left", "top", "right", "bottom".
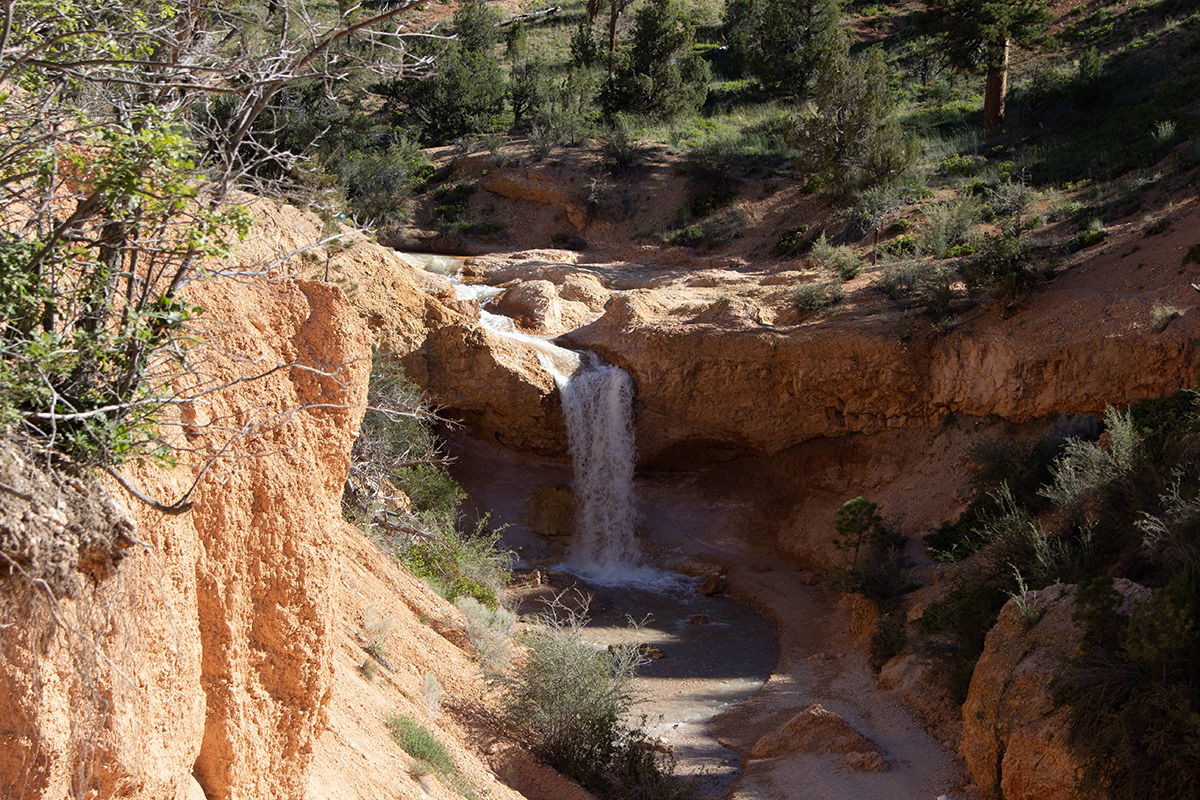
{"left": 0, "top": 201, "right": 558, "bottom": 800}
{"left": 961, "top": 580, "right": 1150, "bottom": 800}
{"left": 567, "top": 291, "right": 1200, "bottom": 460}
{"left": 480, "top": 170, "right": 587, "bottom": 230}
{"left": 0, "top": 272, "right": 371, "bottom": 800}
{"left": 404, "top": 322, "right": 565, "bottom": 453}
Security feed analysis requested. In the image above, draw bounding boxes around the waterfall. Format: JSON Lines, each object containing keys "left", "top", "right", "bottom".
{"left": 552, "top": 353, "right": 644, "bottom": 576}
{"left": 438, "top": 267, "right": 647, "bottom": 580}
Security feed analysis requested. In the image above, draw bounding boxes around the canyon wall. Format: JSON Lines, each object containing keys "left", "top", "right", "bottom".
{"left": 0, "top": 202, "right": 552, "bottom": 800}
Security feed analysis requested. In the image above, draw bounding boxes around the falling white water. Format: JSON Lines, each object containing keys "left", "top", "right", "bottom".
{"left": 553, "top": 352, "right": 644, "bottom": 577}
{"left": 434, "top": 266, "right": 651, "bottom": 582}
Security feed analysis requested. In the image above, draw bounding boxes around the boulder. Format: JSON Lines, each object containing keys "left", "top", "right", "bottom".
{"left": 495, "top": 280, "right": 563, "bottom": 334}
{"left": 750, "top": 704, "right": 887, "bottom": 771}
{"left": 961, "top": 580, "right": 1150, "bottom": 800}
{"left": 520, "top": 485, "right": 576, "bottom": 538}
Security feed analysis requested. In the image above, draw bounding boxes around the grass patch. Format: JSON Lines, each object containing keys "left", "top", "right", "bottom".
{"left": 387, "top": 714, "right": 456, "bottom": 775}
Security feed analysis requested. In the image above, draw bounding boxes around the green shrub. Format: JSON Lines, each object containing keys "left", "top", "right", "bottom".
{"left": 455, "top": 596, "right": 516, "bottom": 669}
{"left": 918, "top": 581, "right": 1008, "bottom": 702}
{"left": 402, "top": 517, "right": 514, "bottom": 608}
{"left": 869, "top": 611, "right": 907, "bottom": 672}
{"left": 600, "top": 0, "right": 711, "bottom": 118}
{"left": 500, "top": 599, "right": 696, "bottom": 799}
{"left": 1040, "top": 408, "right": 1140, "bottom": 509}
{"left": 792, "top": 278, "right": 844, "bottom": 312}
{"left": 1184, "top": 244, "right": 1200, "bottom": 265}
{"left": 917, "top": 196, "right": 981, "bottom": 257}
{"left": 774, "top": 224, "right": 815, "bottom": 256}
{"left": 387, "top": 714, "right": 456, "bottom": 774}
{"left": 1150, "top": 302, "right": 1181, "bottom": 332}
{"left": 681, "top": 185, "right": 738, "bottom": 219}
{"left": 940, "top": 152, "right": 985, "bottom": 176}
{"left": 671, "top": 208, "right": 747, "bottom": 247}
{"left": 599, "top": 118, "right": 645, "bottom": 174}
{"left": 961, "top": 232, "right": 1041, "bottom": 309}
{"left": 809, "top": 233, "right": 862, "bottom": 279}
{"left": 1055, "top": 572, "right": 1200, "bottom": 799}
{"left": 875, "top": 261, "right": 958, "bottom": 319}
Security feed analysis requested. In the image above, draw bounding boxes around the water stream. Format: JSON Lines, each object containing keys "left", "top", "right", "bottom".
{"left": 432, "top": 258, "right": 653, "bottom": 583}
{"left": 403, "top": 253, "right": 777, "bottom": 797}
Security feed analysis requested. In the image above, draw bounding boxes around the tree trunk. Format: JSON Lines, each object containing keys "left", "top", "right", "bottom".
{"left": 983, "top": 38, "right": 1010, "bottom": 137}
{"left": 607, "top": 4, "right": 620, "bottom": 76}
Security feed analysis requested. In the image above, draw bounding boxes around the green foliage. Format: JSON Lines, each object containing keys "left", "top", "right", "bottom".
{"left": 387, "top": 715, "right": 456, "bottom": 775}
{"left": 455, "top": 596, "right": 516, "bottom": 669}
{"left": 791, "top": 40, "right": 917, "bottom": 194}
{"left": 570, "top": 20, "right": 603, "bottom": 68}
{"left": 1056, "top": 572, "right": 1200, "bottom": 799}
{"left": 388, "top": 713, "right": 478, "bottom": 795}
{"left": 1040, "top": 408, "right": 1140, "bottom": 508}
{"left": 875, "top": 261, "right": 958, "bottom": 319}
{"left": 830, "top": 497, "right": 911, "bottom": 602}
{"left": 336, "top": 138, "right": 431, "bottom": 225}
{"left": 918, "top": 580, "right": 1008, "bottom": 702}
{"left": 670, "top": 207, "right": 748, "bottom": 247}
{"left": 917, "top": 196, "right": 982, "bottom": 256}
{"left": 500, "top": 600, "right": 696, "bottom": 799}
{"left": 726, "top": 0, "right": 840, "bottom": 99}
{"left": 347, "top": 360, "right": 513, "bottom": 608}
{"left": 383, "top": 25, "right": 507, "bottom": 145}
{"left": 402, "top": 517, "right": 513, "bottom": 608}
{"left": 774, "top": 224, "right": 815, "bottom": 256}
{"left": 0, "top": 90, "right": 244, "bottom": 465}
{"left": 681, "top": 186, "right": 739, "bottom": 219}
{"left": 869, "top": 611, "right": 908, "bottom": 672}
{"left": 600, "top": 0, "right": 711, "bottom": 118}
{"left": 599, "top": 117, "right": 645, "bottom": 174}
{"left": 961, "top": 231, "right": 1041, "bottom": 309}
{"left": 792, "top": 279, "right": 844, "bottom": 312}
{"left": 528, "top": 68, "right": 602, "bottom": 148}
{"left": 921, "top": 0, "right": 1053, "bottom": 72}
{"left": 809, "top": 234, "right": 862, "bottom": 279}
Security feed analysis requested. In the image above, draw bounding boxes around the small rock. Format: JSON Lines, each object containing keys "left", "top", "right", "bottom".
{"left": 799, "top": 571, "right": 818, "bottom": 586}
{"left": 689, "top": 614, "right": 711, "bottom": 625}
{"left": 696, "top": 575, "right": 726, "bottom": 596}
{"left": 843, "top": 751, "right": 889, "bottom": 772}
{"left": 639, "top": 644, "right": 667, "bottom": 660}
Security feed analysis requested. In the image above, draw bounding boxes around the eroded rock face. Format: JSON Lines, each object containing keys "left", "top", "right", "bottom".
{"left": 567, "top": 291, "right": 1200, "bottom": 460}
{"left": 961, "top": 580, "right": 1150, "bottom": 800}
{"left": 404, "top": 323, "right": 565, "bottom": 454}
{"left": 0, "top": 273, "right": 371, "bottom": 800}
{"left": 495, "top": 280, "right": 564, "bottom": 333}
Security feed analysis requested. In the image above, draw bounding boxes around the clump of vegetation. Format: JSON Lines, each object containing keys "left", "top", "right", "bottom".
{"left": 499, "top": 596, "right": 695, "bottom": 800}
{"left": 1054, "top": 572, "right": 1200, "bottom": 799}
{"left": 387, "top": 714, "right": 476, "bottom": 796}
{"left": 792, "top": 279, "right": 844, "bottom": 313}
{"left": 809, "top": 234, "right": 862, "bottom": 279}
{"left": 455, "top": 596, "right": 516, "bottom": 670}
{"left": 345, "top": 358, "right": 513, "bottom": 608}
{"left": 831, "top": 497, "right": 909, "bottom": 603}
{"left": 775, "top": 224, "right": 815, "bottom": 256}
{"left": 600, "top": 0, "right": 711, "bottom": 118}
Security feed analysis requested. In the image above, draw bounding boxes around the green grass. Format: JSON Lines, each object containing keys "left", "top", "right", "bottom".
{"left": 387, "top": 715, "right": 456, "bottom": 775}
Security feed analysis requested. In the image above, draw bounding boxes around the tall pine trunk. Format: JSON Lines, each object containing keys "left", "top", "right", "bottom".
{"left": 983, "top": 38, "right": 1010, "bottom": 136}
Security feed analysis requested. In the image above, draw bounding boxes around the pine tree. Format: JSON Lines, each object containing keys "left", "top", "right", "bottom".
{"left": 599, "top": 0, "right": 710, "bottom": 118}
{"left": 723, "top": 0, "right": 841, "bottom": 100}
{"left": 922, "top": 0, "right": 1052, "bottom": 135}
